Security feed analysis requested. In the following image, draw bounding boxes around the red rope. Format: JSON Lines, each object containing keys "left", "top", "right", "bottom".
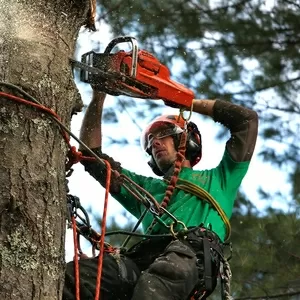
{"left": 66, "top": 146, "right": 96, "bottom": 171}
{"left": 1, "top": 89, "right": 205, "bottom": 300}
{"left": 94, "top": 160, "right": 111, "bottom": 300}
{"left": 0, "top": 91, "right": 70, "bottom": 143}
{"left": 0, "top": 91, "right": 95, "bottom": 170}
{"left": 146, "top": 130, "right": 187, "bottom": 233}
{"left": 72, "top": 216, "right": 80, "bottom": 300}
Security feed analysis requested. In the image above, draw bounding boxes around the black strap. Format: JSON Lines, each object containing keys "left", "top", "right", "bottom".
{"left": 203, "top": 238, "right": 213, "bottom": 291}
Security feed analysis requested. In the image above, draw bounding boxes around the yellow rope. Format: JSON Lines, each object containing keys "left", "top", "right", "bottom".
{"left": 175, "top": 178, "right": 231, "bottom": 241}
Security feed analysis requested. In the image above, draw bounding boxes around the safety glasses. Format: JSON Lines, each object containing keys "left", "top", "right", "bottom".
{"left": 142, "top": 123, "right": 184, "bottom": 151}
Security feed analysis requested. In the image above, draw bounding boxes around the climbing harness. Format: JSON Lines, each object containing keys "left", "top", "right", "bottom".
{"left": 70, "top": 36, "right": 194, "bottom": 108}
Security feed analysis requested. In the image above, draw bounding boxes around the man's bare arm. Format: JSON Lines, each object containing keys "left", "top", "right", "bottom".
{"left": 79, "top": 91, "right": 106, "bottom": 150}
{"left": 192, "top": 99, "right": 216, "bottom": 117}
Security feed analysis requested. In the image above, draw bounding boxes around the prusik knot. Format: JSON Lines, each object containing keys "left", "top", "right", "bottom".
{"left": 66, "top": 146, "right": 83, "bottom": 171}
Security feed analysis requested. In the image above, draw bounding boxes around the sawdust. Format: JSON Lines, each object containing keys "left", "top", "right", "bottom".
{"left": 0, "top": 1, "right": 52, "bottom": 43}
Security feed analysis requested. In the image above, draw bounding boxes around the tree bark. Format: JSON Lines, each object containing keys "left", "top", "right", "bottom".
{"left": 0, "top": 1, "right": 89, "bottom": 299}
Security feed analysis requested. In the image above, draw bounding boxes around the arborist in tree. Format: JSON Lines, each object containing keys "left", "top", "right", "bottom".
{"left": 63, "top": 90, "right": 258, "bottom": 300}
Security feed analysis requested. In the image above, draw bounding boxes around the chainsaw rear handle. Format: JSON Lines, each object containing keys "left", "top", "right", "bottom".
{"left": 104, "top": 36, "right": 138, "bottom": 78}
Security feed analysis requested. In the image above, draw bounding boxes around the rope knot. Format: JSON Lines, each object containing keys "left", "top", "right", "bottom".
{"left": 66, "top": 146, "right": 83, "bottom": 171}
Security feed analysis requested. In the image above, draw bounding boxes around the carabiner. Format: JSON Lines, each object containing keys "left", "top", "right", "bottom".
{"left": 170, "top": 221, "right": 188, "bottom": 238}
{"left": 179, "top": 101, "right": 193, "bottom": 122}
{"left": 153, "top": 215, "right": 171, "bottom": 229}
{"left": 144, "top": 196, "right": 160, "bottom": 216}
{"left": 159, "top": 207, "right": 180, "bottom": 223}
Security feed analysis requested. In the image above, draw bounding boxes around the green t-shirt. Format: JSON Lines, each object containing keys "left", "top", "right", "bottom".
{"left": 113, "top": 149, "right": 250, "bottom": 242}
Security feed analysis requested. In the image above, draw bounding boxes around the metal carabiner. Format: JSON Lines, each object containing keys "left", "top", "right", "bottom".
{"left": 153, "top": 216, "right": 171, "bottom": 230}
{"left": 170, "top": 221, "right": 188, "bottom": 238}
{"left": 159, "top": 207, "right": 180, "bottom": 223}
{"left": 179, "top": 101, "right": 193, "bottom": 122}
{"left": 144, "top": 196, "right": 160, "bottom": 216}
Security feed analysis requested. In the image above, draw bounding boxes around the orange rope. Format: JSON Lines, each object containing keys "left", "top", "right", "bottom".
{"left": 94, "top": 160, "right": 111, "bottom": 300}
{"left": 160, "top": 130, "right": 187, "bottom": 210}
{"left": 0, "top": 91, "right": 96, "bottom": 170}
{"left": 0, "top": 91, "right": 70, "bottom": 143}
{"left": 72, "top": 216, "right": 80, "bottom": 300}
{"left": 1, "top": 89, "right": 182, "bottom": 299}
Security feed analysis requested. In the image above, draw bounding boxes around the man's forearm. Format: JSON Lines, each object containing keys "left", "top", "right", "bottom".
{"left": 79, "top": 91, "right": 106, "bottom": 150}
{"left": 192, "top": 99, "right": 216, "bottom": 117}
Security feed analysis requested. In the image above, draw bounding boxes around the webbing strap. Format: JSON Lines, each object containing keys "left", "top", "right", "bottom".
{"left": 203, "top": 238, "right": 213, "bottom": 291}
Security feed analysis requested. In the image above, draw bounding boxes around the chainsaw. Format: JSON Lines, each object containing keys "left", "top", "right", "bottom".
{"left": 70, "top": 36, "right": 194, "bottom": 108}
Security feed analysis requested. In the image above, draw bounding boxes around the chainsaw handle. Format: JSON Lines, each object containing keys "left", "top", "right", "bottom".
{"left": 104, "top": 36, "right": 138, "bottom": 78}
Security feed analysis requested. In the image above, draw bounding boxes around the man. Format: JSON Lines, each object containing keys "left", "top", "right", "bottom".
{"left": 63, "top": 90, "right": 258, "bottom": 300}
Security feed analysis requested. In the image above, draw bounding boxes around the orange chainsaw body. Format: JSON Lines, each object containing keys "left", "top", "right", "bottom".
{"left": 79, "top": 36, "right": 194, "bottom": 108}
{"left": 108, "top": 50, "right": 194, "bottom": 108}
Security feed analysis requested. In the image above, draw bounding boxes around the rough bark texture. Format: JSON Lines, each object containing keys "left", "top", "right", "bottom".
{"left": 0, "top": 0, "right": 89, "bottom": 299}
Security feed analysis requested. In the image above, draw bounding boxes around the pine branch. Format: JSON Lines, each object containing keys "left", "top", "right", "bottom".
{"left": 218, "top": 76, "right": 300, "bottom": 97}
{"left": 281, "top": 0, "right": 300, "bottom": 9}
{"left": 234, "top": 290, "right": 300, "bottom": 299}
{"left": 187, "top": 0, "right": 249, "bottom": 14}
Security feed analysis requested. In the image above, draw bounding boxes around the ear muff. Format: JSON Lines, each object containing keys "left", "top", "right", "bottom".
{"left": 186, "top": 122, "right": 202, "bottom": 166}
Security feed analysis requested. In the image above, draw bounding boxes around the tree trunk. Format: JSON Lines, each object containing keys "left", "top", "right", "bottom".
{"left": 0, "top": 1, "right": 89, "bottom": 299}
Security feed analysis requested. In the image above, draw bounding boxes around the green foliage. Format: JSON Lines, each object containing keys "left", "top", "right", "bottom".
{"left": 230, "top": 211, "right": 300, "bottom": 298}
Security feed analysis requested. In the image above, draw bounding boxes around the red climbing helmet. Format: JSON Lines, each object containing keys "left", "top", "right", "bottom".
{"left": 141, "top": 115, "right": 185, "bottom": 151}
{"left": 141, "top": 115, "right": 202, "bottom": 175}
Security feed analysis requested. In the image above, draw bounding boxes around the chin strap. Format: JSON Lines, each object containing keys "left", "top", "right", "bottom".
{"left": 163, "top": 157, "right": 186, "bottom": 179}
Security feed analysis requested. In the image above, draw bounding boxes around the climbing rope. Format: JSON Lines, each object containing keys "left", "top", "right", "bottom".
{"left": 222, "top": 259, "right": 233, "bottom": 300}
{"left": 94, "top": 159, "right": 111, "bottom": 300}
{"left": 0, "top": 82, "right": 191, "bottom": 299}
{"left": 0, "top": 83, "right": 113, "bottom": 300}
{"left": 71, "top": 215, "right": 80, "bottom": 300}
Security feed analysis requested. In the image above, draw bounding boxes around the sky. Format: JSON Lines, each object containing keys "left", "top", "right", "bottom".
{"left": 65, "top": 18, "right": 292, "bottom": 261}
